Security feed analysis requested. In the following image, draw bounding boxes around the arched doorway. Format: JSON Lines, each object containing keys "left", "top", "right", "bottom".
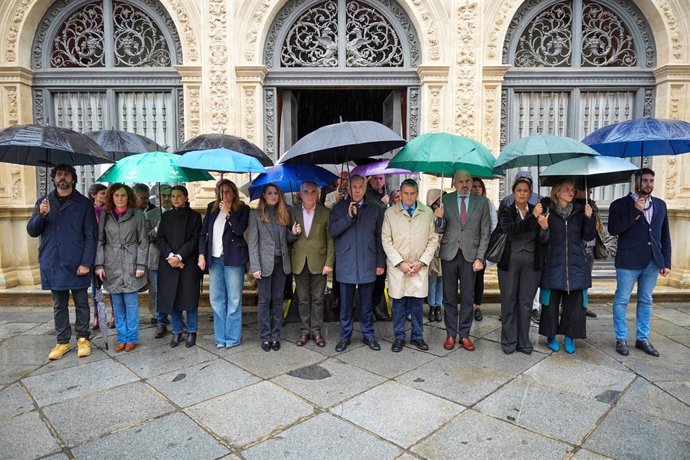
{"left": 262, "top": 0, "right": 422, "bottom": 162}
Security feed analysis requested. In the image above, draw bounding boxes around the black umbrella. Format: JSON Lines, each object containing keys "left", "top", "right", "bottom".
{"left": 175, "top": 133, "right": 273, "bottom": 167}
{"left": 277, "top": 120, "right": 406, "bottom": 165}
{"left": 84, "top": 129, "right": 164, "bottom": 160}
{"left": 0, "top": 124, "right": 113, "bottom": 195}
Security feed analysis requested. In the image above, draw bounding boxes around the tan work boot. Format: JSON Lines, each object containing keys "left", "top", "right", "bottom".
{"left": 77, "top": 338, "right": 91, "bottom": 358}
{"left": 48, "top": 343, "right": 71, "bottom": 360}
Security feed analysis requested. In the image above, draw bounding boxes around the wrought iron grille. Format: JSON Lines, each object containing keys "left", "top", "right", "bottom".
{"left": 113, "top": 2, "right": 171, "bottom": 67}
{"left": 345, "top": 1, "right": 403, "bottom": 67}
{"left": 581, "top": 1, "right": 636, "bottom": 67}
{"left": 51, "top": 2, "right": 105, "bottom": 67}
{"left": 281, "top": 1, "right": 339, "bottom": 67}
{"left": 515, "top": 1, "right": 572, "bottom": 67}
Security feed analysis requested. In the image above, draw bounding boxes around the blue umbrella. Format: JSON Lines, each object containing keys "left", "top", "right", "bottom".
{"left": 247, "top": 163, "right": 337, "bottom": 200}
{"left": 174, "top": 147, "right": 266, "bottom": 174}
{"left": 582, "top": 117, "right": 690, "bottom": 160}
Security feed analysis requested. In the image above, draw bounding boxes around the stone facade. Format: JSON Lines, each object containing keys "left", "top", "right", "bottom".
{"left": 0, "top": 0, "right": 689, "bottom": 288}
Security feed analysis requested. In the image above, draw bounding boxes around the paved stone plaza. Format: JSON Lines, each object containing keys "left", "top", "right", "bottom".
{"left": 0, "top": 302, "right": 688, "bottom": 459}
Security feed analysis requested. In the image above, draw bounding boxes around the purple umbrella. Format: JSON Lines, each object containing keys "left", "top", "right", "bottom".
{"left": 351, "top": 160, "right": 411, "bottom": 177}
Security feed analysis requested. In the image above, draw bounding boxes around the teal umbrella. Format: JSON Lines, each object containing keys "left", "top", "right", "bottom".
{"left": 388, "top": 133, "right": 496, "bottom": 177}
{"left": 493, "top": 135, "right": 599, "bottom": 174}
{"left": 540, "top": 156, "right": 638, "bottom": 189}
{"left": 97, "top": 151, "right": 214, "bottom": 182}
{"left": 174, "top": 147, "right": 266, "bottom": 174}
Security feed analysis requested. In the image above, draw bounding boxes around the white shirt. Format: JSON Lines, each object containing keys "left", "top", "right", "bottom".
{"left": 212, "top": 210, "right": 227, "bottom": 258}
{"left": 302, "top": 205, "right": 315, "bottom": 237}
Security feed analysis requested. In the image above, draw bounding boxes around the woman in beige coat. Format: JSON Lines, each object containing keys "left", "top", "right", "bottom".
{"left": 381, "top": 179, "right": 440, "bottom": 352}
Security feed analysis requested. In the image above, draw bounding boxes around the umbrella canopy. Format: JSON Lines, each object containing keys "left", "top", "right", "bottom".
{"left": 540, "top": 155, "right": 638, "bottom": 188}
{"left": 277, "top": 120, "right": 406, "bottom": 164}
{"left": 388, "top": 132, "right": 495, "bottom": 177}
{"left": 174, "top": 148, "right": 266, "bottom": 174}
{"left": 175, "top": 133, "right": 273, "bottom": 167}
{"left": 84, "top": 129, "right": 164, "bottom": 161}
{"left": 97, "top": 151, "right": 213, "bottom": 183}
{"left": 493, "top": 134, "right": 599, "bottom": 174}
{"left": 582, "top": 117, "right": 690, "bottom": 158}
{"left": 350, "top": 159, "right": 411, "bottom": 177}
{"left": 246, "top": 163, "right": 337, "bottom": 200}
{"left": 0, "top": 124, "right": 112, "bottom": 167}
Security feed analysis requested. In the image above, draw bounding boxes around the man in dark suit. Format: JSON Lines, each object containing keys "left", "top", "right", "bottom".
{"left": 609, "top": 168, "right": 671, "bottom": 357}
{"left": 288, "top": 181, "right": 334, "bottom": 348}
{"left": 329, "top": 174, "right": 386, "bottom": 352}
{"left": 435, "top": 169, "right": 491, "bottom": 351}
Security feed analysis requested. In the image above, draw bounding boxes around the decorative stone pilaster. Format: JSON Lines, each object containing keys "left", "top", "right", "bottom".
{"left": 235, "top": 65, "right": 267, "bottom": 150}
{"left": 481, "top": 65, "right": 510, "bottom": 154}
{"left": 205, "top": 0, "right": 231, "bottom": 133}
{"left": 454, "top": 2, "right": 481, "bottom": 138}
{"left": 416, "top": 65, "right": 449, "bottom": 191}
{"left": 174, "top": 65, "right": 202, "bottom": 140}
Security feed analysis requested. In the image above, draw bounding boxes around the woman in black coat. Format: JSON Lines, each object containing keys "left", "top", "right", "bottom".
{"left": 497, "top": 177, "right": 548, "bottom": 355}
{"left": 539, "top": 179, "right": 596, "bottom": 354}
{"left": 156, "top": 185, "right": 203, "bottom": 348}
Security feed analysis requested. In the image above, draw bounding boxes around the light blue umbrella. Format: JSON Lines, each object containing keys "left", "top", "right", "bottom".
{"left": 540, "top": 156, "right": 638, "bottom": 189}
{"left": 493, "top": 135, "right": 599, "bottom": 174}
{"left": 174, "top": 147, "right": 266, "bottom": 174}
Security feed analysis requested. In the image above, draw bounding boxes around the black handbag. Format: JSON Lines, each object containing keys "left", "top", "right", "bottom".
{"left": 486, "top": 227, "right": 508, "bottom": 263}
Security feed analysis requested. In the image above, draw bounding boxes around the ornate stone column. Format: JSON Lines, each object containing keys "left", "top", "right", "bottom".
{"left": 417, "top": 65, "right": 450, "bottom": 191}
{"left": 481, "top": 65, "right": 510, "bottom": 202}
{"left": 234, "top": 65, "right": 267, "bottom": 152}
{"left": 0, "top": 65, "right": 40, "bottom": 288}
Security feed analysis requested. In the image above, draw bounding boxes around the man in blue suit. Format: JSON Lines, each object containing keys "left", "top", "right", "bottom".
{"left": 608, "top": 168, "right": 671, "bottom": 357}
{"left": 329, "top": 174, "right": 385, "bottom": 352}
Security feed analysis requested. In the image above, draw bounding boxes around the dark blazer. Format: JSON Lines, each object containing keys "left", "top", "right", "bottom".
{"left": 329, "top": 197, "right": 385, "bottom": 284}
{"left": 497, "top": 203, "right": 544, "bottom": 272}
{"left": 608, "top": 195, "right": 671, "bottom": 270}
{"left": 248, "top": 208, "right": 292, "bottom": 277}
{"left": 436, "top": 191, "right": 491, "bottom": 263}
{"left": 199, "top": 202, "right": 250, "bottom": 267}
{"left": 156, "top": 205, "right": 202, "bottom": 313}
{"left": 27, "top": 190, "right": 97, "bottom": 291}
{"left": 540, "top": 201, "right": 596, "bottom": 292}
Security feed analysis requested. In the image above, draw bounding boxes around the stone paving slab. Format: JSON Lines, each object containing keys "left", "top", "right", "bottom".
{"left": 70, "top": 412, "right": 229, "bottom": 459}
{"left": 42, "top": 381, "right": 174, "bottom": 446}
{"left": 187, "top": 380, "right": 314, "bottom": 448}
{"left": 475, "top": 377, "right": 611, "bottom": 444}
{"left": 225, "top": 341, "right": 325, "bottom": 379}
{"left": 0, "top": 364, "right": 42, "bottom": 385}
{"left": 0, "top": 410, "right": 62, "bottom": 459}
{"left": 614, "top": 378, "right": 690, "bottom": 426}
{"left": 653, "top": 308, "right": 690, "bottom": 327}
{"left": 332, "top": 381, "right": 464, "bottom": 448}
{"left": 21, "top": 359, "right": 139, "bottom": 407}
{"left": 336, "top": 342, "right": 436, "bottom": 379}
{"left": 272, "top": 358, "right": 386, "bottom": 408}
{"left": 243, "top": 412, "right": 401, "bottom": 459}
{"left": 114, "top": 342, "right": 218, "bottom": 379}
{"left": 0, "top": 322, "right": 43, "bottom": 340}
{"left": 28, "top": 346, "right": 110, "bottom": 377}
{"left": 0, "top": 382, "right": 34, "bottom": 419}
{"left": 411, "top": 409, "right": 572, "bottom": 459}
{"left": 0, "top": 334, "right": 56, "bottom": 366}
{"left": 657, "top": 381, "right": 690, "bottom": 406}
{"left": 571, "top": 448, "right": 612, "bottom": 459}
{"left": 147, "top": 359, "right": 260, "bottom": 408}
{"left": 280, "top": 322, "right": 366, "bottom": 357}
{"left": 584, "top": 407, "right": 690, "bottom": 460}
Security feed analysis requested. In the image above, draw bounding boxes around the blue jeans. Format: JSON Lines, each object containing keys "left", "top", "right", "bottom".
{"left": 339, "top": 282, "right": 375, "bottom": 341}
{"left": 392, "top": 297, "right": 424, "bottom": 341}
{"left": 149, "top": 270, "right": 169, "bottom": 327}
{"left": 428, "top": 275, "right": 443, "bottom": 307}
{"left": 209, "top": 257, "right": 244, "bottom": 347}
{"left": 110, "top": 292, "right": 140, "bottom": 344}
{"left": 612, "top": 261, "right": 659, "bottom": 342}
{"left": 171, "top": 309, "right": 198, "bottom": 334}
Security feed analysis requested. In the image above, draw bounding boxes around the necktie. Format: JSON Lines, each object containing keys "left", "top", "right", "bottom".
{"left": 460, "top": 196, "right": 467, "bottom": 225}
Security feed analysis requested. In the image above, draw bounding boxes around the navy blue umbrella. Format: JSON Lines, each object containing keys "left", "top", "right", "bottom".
{"left": 247, "top": 163, "right": 337, "bottom": 200}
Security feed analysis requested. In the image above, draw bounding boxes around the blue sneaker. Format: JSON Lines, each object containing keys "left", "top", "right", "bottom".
{"left": 564, "top": 337, "right": 576, "bottom": 354}
{"left": 547, "top": 337, "right": 560, "bottom": 352}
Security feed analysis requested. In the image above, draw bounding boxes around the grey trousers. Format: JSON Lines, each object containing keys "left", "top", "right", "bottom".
{"left": 498, "top": 251, "right": 540, "bottom": 353}
{"left": 442, "top": 249, "right": 476, "bottom": 338}
{"left": 257, "top": 257, "right": 288, "bottom": 342}
{"left": 294, "top": 266, "right": 326, "bottom": 334}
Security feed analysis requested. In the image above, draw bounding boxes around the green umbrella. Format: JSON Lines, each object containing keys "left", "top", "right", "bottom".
{"left": 493, "top": 134, "right": 599, "bottom": 174}
{"left": 388, "top": 133, "right": 496, "bottom": 177}
{"left": 97, "top": 151, "right": 214, "bottom": 183}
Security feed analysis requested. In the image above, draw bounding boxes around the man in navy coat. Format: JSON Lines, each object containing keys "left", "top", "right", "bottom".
{"left": 27, "top": 164, "right": 97, "bottom": 360}
{"left": 329, "top": 174, "right": 385, "bottom": 352}
{"left": 608, "top": 168, "right": 671, "bottom": 357}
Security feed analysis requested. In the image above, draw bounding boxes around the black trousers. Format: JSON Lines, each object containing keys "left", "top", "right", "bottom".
{"left": 498, "top": 251, "right": 540, "bottom": 353}
{"left": 52, "top": 289, "right": 90, "bottom": 344}
{"left": 257, "top": 257, "right": 288, "bottom": 342}
{"left": 473, "top": 267, "right": 485, "bottom": 306}
{"left": 441, "top": 249, "right": 476, "bottom": 338}
{"left": 539, "top": 289, "right": 586, "bottom": 339}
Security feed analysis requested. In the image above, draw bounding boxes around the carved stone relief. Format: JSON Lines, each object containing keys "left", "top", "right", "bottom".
{"left": 243, "top": 86, "right": 257, "bottom": 142}
{"left": 409, "top": 0, "right": 439, "bottom": 60}
{"left": 5, "top": 0, "right": 31, "bottom": 62}
{"left": 487, "top": 0, "right": 520, "bottom": 60}
{"left": 665, "top": 83, "right": 682, "bottom": 199}
{"left": 428, "top": 85, "right": 441, "bottom": 132}
{"left": 208, "top": 0, "right": 229, "bottom": 132}
{"left": 655, "top": 0, "right": 682, "bottom": 60}
{"left": 166, "top": 0, "right": 200, "bottom": 62}
{"left": 454, "top": 3, "right": 478, "bottom": 137}
{"left": 11, "top": 166, "right": 22, "bottom": 201}
{"left": 407, "top": 86, "right": 420, "bottom": 139}
{"left": 188, "top": 86, "right": 201, "bottom": 138}
{"left": 5, "top": 86, "right": 19, "bottom": 126}
{"left": 263, "top": 87, "right": 276, "bottom": 160}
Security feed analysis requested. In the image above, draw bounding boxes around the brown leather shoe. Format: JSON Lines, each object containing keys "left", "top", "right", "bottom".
{"left": 460, "top": 337, "right": 475, "bottom": 351}
{"left": 443, "top": 336, "right": 456, "bottom": 350}
{"left": 296, "top": 331, "right": 310, "bottom": 347}
{"left": 124, "top": 343, "right": 137, "bottom": 352}
{"left": 114, "top": 343, "right": 126, "bottom": 352}
{"left": 313, "top": 333, "right": 326, "bottom": 347}
{"left": 154, "top": 326, "right": 167, "bottom": 339}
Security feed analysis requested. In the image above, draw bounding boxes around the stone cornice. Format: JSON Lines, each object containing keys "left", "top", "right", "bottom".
{"left": 235, "top": 65, "right": 268, "bottom": 83}
{"left": 654, "top": 65, "right": 690, "bottom": 84}
{"left": 417, "top": 65, "right": 450, "bottom": 84}
{"left": 0, "top": 66, "right": 33, "bottom": 86}
{"left": 264, "top": 69, "right": 419, "bottom": 87}
{"left": 482, "top": 65, "right": 511, "bottom": 84}
{"left": 174, "top": 65, "right": 202, "bottom": 83}
{"left": 504, "top": 68, "right": 655, "bottom": 87}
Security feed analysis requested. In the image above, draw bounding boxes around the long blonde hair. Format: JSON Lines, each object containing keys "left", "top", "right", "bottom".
{"left": 212, "top": 179, "right": 240, "bottom": 213}
{"left": 550, "top": 179, "right": 575, "bottom": 205}
{"left": 257, "top": 183, "right": 290, "bottom": 225}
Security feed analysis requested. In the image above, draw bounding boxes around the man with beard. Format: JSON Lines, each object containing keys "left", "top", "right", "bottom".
{"left": 27, "top": 164, "right": 97, "bottom": 360}
{"left": 609, "top": 168, "right": 671, "bottom": 357}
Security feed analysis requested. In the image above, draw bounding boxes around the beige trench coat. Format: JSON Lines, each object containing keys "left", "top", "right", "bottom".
{"left": 381, "top": 202, "right": 440, "bottom": 299}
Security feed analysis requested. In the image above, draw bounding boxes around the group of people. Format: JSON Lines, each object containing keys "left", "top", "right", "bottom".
{"left": 28, "top": 162, "right": 671, "bottom": 361}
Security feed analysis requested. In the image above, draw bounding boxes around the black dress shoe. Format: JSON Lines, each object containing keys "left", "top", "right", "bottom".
{"left": 261, "top": 341, "right": 271, "bottom": 352}
{"left": 185, "top": 332, "right": 197, "bottom": 348}
{"left": 616, "top": 340, "right": 629, "bottom": 356}
{"left": 635, "top": 340, "right": 660, "bottom": 357}
{"left": 170, "top": 333, "right": 183, "bottom": 348}
{"left": 585, "top": 309, "right": 598, "bottom": 318}
{"left": 363, "top": 337, "right": 381, "bottom": 351}
{"left": 271, "top": 340, "right": 281, "bottom": 351}
{"left": 410, "top": 339, "right": 429, "bottom": 351}
{"left": 335, "top": 340, "right": 349, "bottom": 352}
{"left": 154, "top": 326, "right": 167, "bottom": 339}
{"left": 517, "top": 348, "right": 533, "bottom": 355}
{"left": 391, "top": 338, "right": 405, "bottom": 352}
{"left": 474, "top": 307, "right": 483, "bottom": 322}
{"left": 427, "top": 307, "right": 434, "bottom": 322}
{"left": 434, "top": 307, "right": 442, "bottom": 322}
